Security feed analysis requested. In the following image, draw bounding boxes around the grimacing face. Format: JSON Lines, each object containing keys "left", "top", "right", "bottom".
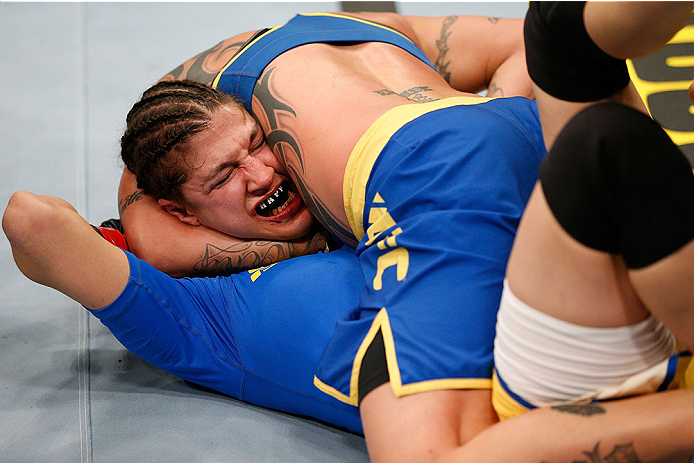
{"left": 158, "top": 104, "right": 315, "bottom": 241}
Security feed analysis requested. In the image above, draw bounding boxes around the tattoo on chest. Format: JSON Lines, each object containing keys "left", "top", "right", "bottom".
{"left": 374, "top": 86, "right": 438, "bottom": 103}
{"left": 253, "top": 67, "right": 356, "bottom": 244}
{"left": 435, "top": 16, "right": 459, "bottom": 83}
{"left": 163, "top": 40, "right": 246, "bottom": 85}
{"left": 119, "top": 190, "right": 144, "bottom": 215}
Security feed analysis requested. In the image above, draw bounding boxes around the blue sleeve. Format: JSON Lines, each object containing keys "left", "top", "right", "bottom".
{"left": 90, "top": 251, "right": 246, "bottom": 398}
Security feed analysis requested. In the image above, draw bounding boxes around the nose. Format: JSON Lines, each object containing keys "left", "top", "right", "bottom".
{"left": 243, "top": 155, "right": 274, "bottom": 194}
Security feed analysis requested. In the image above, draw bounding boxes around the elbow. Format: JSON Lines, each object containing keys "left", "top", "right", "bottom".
{"left": 3, "top": 191, "right": 69, "bottom": 255}
{"left": 3, "top": 191, "right": 39, "bottom": 248}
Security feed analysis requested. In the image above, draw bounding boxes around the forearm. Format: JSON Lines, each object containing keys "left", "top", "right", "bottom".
{"left": 3, "top": 191, "right": 129, "bottom": 310}
{"left": 118, "top": 170, "right": 327, "bottom": 277}
{"left": 444, "top": 389, "right": 694, "bottom": 462}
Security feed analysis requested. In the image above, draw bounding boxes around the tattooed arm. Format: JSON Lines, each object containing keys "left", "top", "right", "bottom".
{"left": 441, "top": 389, "right": 694, "bottom": 462}
{"left": 118, "top": 170, "right": 327, "bottom": 278}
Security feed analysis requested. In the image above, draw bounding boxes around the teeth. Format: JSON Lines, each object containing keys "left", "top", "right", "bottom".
{"left": 270, "top": 190, "right": 295, "bottom": 216}
{"left": 257, "top": 184, "right": 295, "bottom": 217}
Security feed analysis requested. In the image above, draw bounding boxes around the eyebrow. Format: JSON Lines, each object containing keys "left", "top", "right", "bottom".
{"left": 201, "top": 124, "right": 262, "bottom": 186}
{"left": 202, "top": 160, "right": 236, "bottom": 186}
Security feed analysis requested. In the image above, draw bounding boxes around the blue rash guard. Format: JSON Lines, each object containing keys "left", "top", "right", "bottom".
{"left": 90, "top": 247, "right": 364, "bottom": 434}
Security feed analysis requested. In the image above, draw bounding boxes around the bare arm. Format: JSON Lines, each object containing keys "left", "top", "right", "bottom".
{"left": 118, "top": 170, "right": 328, "bottom": 278}
{"left": 3, "top": 191, "right": 129, "bottom": 310}
{"left": 445, "top": 389, "right": 694, "bottom": 463}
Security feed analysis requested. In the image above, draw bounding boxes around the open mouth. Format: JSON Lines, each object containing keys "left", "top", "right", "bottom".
{"left": 256, "top": 182, "right": 297, "bottom": 217}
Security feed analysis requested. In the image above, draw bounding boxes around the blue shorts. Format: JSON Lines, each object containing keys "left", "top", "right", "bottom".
{"left": 315, "top": 96, "right": 546, "bottom": 405}
{"left": 90, "top": 248, "right": 364, "bottom": 433}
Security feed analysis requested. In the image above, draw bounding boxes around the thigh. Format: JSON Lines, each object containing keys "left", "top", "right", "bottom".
{"left": 506, "top": 184, "right": 650, "bottom": 328}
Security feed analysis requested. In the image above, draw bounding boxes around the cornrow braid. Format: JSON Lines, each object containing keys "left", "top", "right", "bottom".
{"left": 121, "top": 79, "right": 243, "bottom": 202}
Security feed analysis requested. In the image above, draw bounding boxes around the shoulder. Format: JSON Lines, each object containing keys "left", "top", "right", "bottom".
{"left": 160, "top": 30, "right": 262, "bottom": 85}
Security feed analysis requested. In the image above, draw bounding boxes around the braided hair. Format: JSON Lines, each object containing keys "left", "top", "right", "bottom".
{"left": 121, "top": 80, "right": 243, "bottom": 202}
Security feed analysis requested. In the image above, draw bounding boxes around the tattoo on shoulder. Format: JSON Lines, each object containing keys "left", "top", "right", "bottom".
{"left": 551, "top": 404, "right": 606, "bottom": 417}
{"left": 434, "top": 16, "right": 458, "bottom": 83}
{"left": 487, "top": 17, "right": 500, "bottom": 25}
{"left": 374, "top": 86, "right": 437, "bottom": 103}
{"left": 119, "top": 190, "right": 144, "bottom": 215}
{"left": 162, "top": 39, "right": 247, "bottom": 85}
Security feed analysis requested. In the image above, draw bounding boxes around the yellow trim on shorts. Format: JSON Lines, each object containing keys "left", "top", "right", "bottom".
{"left": 493, "top": 353, "right": 693, "bottom": 421}
{"left": 491, "top": 371, "right": 529, "bottom": 421}
{"left": 211, "top": 25, "right": 284, "bottom": 90}
{"left": 342, "top": 96, "right": 493, "bottom": 241}
{"left": 314, "top": 308, "right": 493, "bottom": 406}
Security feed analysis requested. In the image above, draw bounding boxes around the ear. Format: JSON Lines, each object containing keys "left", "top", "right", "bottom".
{"left": 157, "top": 198, "right": 202, "bottom": 226}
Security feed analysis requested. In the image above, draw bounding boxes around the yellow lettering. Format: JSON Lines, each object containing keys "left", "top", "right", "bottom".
{"left": 366, "top": 207, "right": 396, "bottom": 245}
{"left": 248, "top": 263, "right": 277, "bottom": 282}
{"left": 377, "top": 227, "right": 403, "bottom": 250}
{"left": 373, "top": 247, "right": 409, "bottom": 291}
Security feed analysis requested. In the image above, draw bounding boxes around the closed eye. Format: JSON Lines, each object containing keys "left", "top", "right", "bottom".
{"left": 213, "top": 170, "right": 233, "bottom": 189}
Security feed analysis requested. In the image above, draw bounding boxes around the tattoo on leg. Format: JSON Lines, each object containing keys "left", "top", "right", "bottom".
{"left": 119, "top": 190, "right": 144, "bottom": 215}
{"left": 551, "top": 404, "right": 606, "bottom": 417}
{"left": 434, "top": 16, "right": 459, "bottom": 83}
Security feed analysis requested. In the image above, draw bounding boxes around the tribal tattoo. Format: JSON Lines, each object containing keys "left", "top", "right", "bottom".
{"left": 253, "top": 66, "right": 356, "bottom": 245}
{"left": 162, "top": 39, "right": 247, "bottom": 85}
{"left": 434, "top": 16, "right": 459, "bottom": 83}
